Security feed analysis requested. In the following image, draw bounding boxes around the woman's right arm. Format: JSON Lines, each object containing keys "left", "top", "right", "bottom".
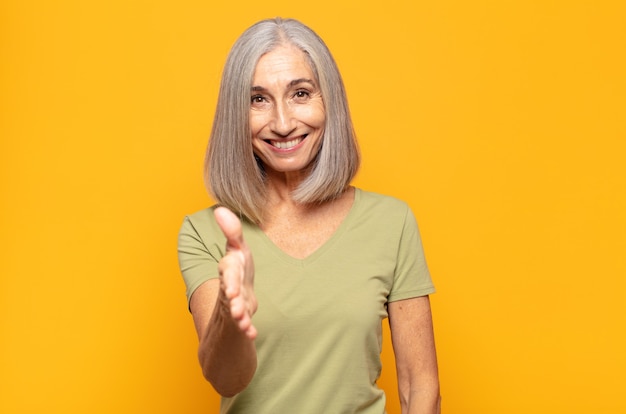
{"left": 189, "top": 207, "right": 258, "bottom": 397}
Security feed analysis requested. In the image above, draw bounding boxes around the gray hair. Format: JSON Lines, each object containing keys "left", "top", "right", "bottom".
{"left": 205, "top": 17, "right": 360, "bottom": 224}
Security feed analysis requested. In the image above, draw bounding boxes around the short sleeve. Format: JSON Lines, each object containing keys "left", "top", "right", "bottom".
{"left": 177, "top": 211, "right": 225, "bottom": 308}
{"left": 387, "top": 206, "right": 435, "bottom": 302}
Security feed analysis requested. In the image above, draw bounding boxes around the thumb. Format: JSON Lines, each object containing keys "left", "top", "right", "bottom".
{"left": 214, "top": 206, "right": 244, "bottom": 251}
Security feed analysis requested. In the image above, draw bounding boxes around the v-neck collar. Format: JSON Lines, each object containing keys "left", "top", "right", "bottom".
{"left": 247, "top": 188, "right": 361, "bottom": 267}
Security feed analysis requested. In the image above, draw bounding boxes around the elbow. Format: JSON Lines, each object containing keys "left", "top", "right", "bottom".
{"left": 419, "top": 379, "right": 441, "bottom": 411}
{"left": 210, "top": 381, "right": 244, "bottom": 398}
{"left": 400, "top": 374, "right": 441, "bottom": 413}
{"left": 199, "top": 352, "right": 257, "bottom": 397}
{"left": 421, "top": 385, "right": 442, "bottom": 414}
{"left": 203, "top": 366, "right": 256, "bottom": 398}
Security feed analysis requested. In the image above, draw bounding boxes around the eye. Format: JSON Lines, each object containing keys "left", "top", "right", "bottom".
{"left": 294, "top": 90, "right": 310, "bottom": 99}
{"left": 251, "top": 95, "right": 266, "bottom": 104}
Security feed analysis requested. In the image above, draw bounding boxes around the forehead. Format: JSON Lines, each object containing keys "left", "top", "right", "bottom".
{"left": 252, "top": 44, "right": 315, "bottom": 84}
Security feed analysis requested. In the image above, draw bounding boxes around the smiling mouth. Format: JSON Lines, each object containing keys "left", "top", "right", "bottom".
{"left": 266, "top": 135, "right": 307, "bottom": 149}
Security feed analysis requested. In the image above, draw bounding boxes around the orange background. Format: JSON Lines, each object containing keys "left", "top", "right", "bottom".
{"left": 1, "top": 1, "right": 625, "bottom": 413}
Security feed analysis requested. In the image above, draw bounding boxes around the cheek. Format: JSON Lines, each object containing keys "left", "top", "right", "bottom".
{"left": 299, "top": 103, "right": 326, "bottom": 127}
{"left": 249, "top": 113, "right": 266, "bottom": 135}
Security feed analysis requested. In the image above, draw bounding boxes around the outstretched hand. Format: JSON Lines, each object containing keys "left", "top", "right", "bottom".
{"left": 214, "top": 207, "right": 258, "bottom": 339}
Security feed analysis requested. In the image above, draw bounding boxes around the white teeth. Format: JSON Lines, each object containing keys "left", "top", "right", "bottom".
{"left": 272, "top": 137, "right": 303, "bottom": 149}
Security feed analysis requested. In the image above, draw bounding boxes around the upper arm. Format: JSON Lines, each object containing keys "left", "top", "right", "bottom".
{"left": 388, "top": 295, "right": 439, "bottom": 396}
{"left": 178, "top": 213, "right": 224, "bottom": 310}
{"left": 189, "top": 279, "right": 220, "bottom": 341}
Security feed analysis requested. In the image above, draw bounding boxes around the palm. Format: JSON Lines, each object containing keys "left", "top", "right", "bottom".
{"left": 214, "top": 207, "right": 258, "bottom": 339}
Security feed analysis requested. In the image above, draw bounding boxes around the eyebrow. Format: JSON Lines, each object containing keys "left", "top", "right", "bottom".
{"left": 251, "top": 78, "right": 316, "bottom": 92}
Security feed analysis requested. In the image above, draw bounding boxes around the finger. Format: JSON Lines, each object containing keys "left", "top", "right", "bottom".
{"left": 220, "top": 255, "right": 243, "bottom": 299}
{"left": 229, "top": 297, "right": 255, "bottom": 337}
{"left": 230, "top": 295, "right": 246, "bottom": 319}
{"left": 214, "top": 207, "right": 245, "bottom": 251}
{"left": 236, "top": 310, "right": 257, "bottom": 339}
{"left": 245, "top": 325, "right": 258, "bottom": 340}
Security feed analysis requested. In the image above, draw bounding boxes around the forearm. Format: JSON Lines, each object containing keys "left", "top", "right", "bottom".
{"left": 198, "top": 299, "right": 257, "bottom": 397}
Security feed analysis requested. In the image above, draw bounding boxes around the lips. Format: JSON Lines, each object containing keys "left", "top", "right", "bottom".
{"left": 266, "top": 135, "right": 307, "bottom": 150}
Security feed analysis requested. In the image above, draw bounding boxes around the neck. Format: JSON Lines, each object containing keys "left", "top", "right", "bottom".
{"left": 264, "top": 169, "right": 307, "bottom": 203}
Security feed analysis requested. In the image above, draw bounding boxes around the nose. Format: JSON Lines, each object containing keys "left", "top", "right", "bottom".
{"left": 269, "top": 101, "right": 297, "bottom": 137}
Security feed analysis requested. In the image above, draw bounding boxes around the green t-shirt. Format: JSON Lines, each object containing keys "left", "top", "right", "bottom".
{"left": 178, "top": 188, "right": 435, "bottom": 414}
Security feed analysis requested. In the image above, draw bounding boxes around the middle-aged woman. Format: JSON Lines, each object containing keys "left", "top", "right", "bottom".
{"left": 178, "top": 17, "right": 440, "bottom": 414}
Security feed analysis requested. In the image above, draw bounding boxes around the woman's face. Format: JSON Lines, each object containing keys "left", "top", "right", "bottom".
{"left": 249, "top": 44, "right": 325, "bottom": 177}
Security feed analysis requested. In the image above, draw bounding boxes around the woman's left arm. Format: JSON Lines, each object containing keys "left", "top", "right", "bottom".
{"left": 388, "top": 295, "right": 441, "bottom": 414}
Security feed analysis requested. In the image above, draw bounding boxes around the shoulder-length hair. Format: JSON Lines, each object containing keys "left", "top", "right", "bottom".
{"left": 205, "top": 17, "right": 360, "bottom": 224}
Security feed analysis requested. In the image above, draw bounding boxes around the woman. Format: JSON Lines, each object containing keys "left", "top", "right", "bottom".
{"left": 178, "top": 17, "right": 440, "bottom": 414}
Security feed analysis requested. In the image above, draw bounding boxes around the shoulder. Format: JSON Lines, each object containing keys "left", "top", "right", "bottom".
{"left": 179, "top": 206, "right": 258, "bottom": 247}
{"left": 344, "top": 188, "right": 422, "bottom": 245}
{"left": 354, "top": 188, "right": 413, "bottom": 221}
{"left": 178, "top": 206, "right": 224, "bottom": 249}
{"left": 356, "top": 188, "right": 407, "bottom": 208}
{"left": 184, "top": 206, "right": 218, "bottom": 230}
